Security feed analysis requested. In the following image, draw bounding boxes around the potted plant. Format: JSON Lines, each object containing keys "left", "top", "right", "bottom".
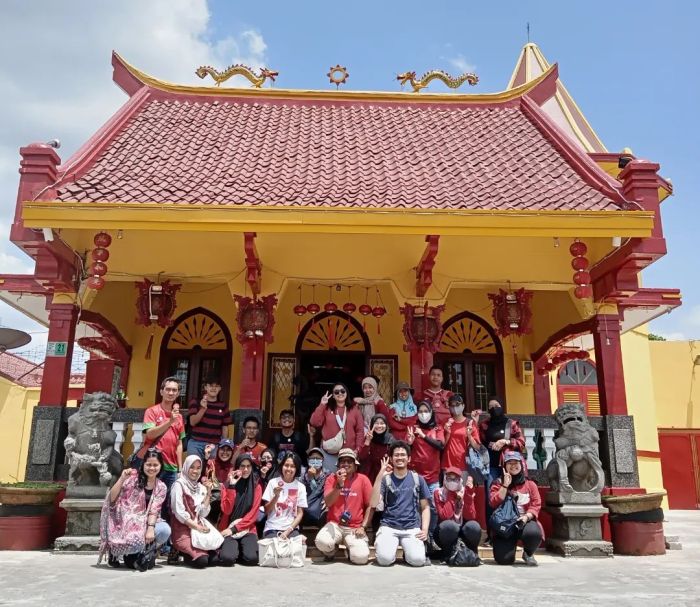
{"left": 0, "top": 481, "right": 64, "bottom": 550}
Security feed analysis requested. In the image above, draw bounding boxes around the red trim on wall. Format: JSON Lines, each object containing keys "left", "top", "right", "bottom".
{"left": 636, "top": 450, "right": 661, "bottom": 459}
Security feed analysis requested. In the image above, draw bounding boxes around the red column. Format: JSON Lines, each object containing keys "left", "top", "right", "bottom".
{"left": 239, "top": 340, "right": 265, "bottom": 409}
{"left": 407, "top": 345, "right": 432, "bottom": 394}
{"left": 85, "top": 359, "right": 121, "bottom": 394}
{"left": 591, "top": 314, "right": 627, "bottom": 415}
{"left": 533, "top": 355, "right": 552, "bottom": 414}
{"left": 39, "top": 301, "right": 78, "bottom": 406}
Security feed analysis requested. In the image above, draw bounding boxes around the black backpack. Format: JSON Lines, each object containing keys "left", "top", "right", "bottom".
{"left": 488, "top": 493, "right": 520, "bottom": 539}
{"left": 446, "top": 539, "right": 481, "bottom": 567}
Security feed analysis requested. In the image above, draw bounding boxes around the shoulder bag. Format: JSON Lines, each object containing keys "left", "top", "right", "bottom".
{"left": 258, "top": 533, "right": 306, "bottom": 568}
{"left": 488, "top": 492, "right": 520, "bottom": 540}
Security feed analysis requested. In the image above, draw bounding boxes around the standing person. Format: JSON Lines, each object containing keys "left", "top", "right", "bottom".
{"left": 233, "top": 416, "right": 267, "bottom": 466}
{"left": 479, "top": 396, "right": 525, "bottom": 532}
{"left": 315, "top": 448, "right": 373, "bottom": 565}
{"left": 387, "top": 381, "right": 417, "bottom": 441}
{"left": 187, "top": 375, "right": 230, "bottom": 463}
{"left": 353, "top": 376, "right": 390, "bottom": 431}
{"left": 418, "top": 366, "right": 454, "bottom": 426}
{"left": 370, "top": 441, "right": 431, "bottom": 567}
{"left": 358, "top": 413, "right": 394, "bottom": 483}
{"left": 99, "top": 449, "right": 171, "bottom": 571}
{"left": 169, "top": 455, "right": 219, "bottom": 568}
{"left": 301, "top": 447, "right": 330, "bottom": 527}
{"left": 269, "top": 409, "right": 309, "bottom": 466}
{"left": 310, "top": 383, "right": 364, "bottom": 470}
{"left": 442, "top": 395, "right": 481, "bottom": 476}
{"left": 218, "top": 454, "right": 262, "bottom": 566}
{"left": 433, "top": 467, "right": 481, "bottom": 561}
{"left": 489, "top": 451, "right": 543, "bottom": 566}
{"left": 262, "top": 452, "right": 307, "bottom": 539}
{"left": 142, "top": 376, "right": 186, "bottom": 520}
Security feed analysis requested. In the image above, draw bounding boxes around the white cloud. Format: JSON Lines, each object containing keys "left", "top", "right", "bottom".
{"left": 0, "top": 0, "right": 267, "bottom": 360}
{"left": 447, "top": 54, "right": 477, "bottom": 74}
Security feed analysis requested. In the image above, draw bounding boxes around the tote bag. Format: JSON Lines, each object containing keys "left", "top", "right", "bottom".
{"left": 191, "top": 517, "right": 225, "bottom": 551}
{"left": 258, "top": 534, "right": 306, "bottom": 568}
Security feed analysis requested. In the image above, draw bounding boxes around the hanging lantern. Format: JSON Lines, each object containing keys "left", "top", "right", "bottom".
{"left": 569, "top": 240, "right": 587, "bottom": 257}
{"left": 552, "top": 354, "right": 563, "bottom": 366}
{"left": 372, "top": 306, "right": 386, "bottom": 318}
{"left": 488, "top": 288, "right": 533, "bottom": 337}
{"left": 343, "top": 302, "right": 356, "bottom": 313}
{"left": 94, "top": 231, "right": 112, "bottom": 248}
{"left": 399, "top": 302, "right": 445, "bottom": 353}
{"left": 233, "top": 294, "right": 277, "bottom": 344}
{"left": 573, "top": 271, "right": 591, "bottom": 286}
{"left": 544, "top": 362, "right": 556, "bottom": 372}
{"left": 576, "top": 350, "right": 590, "bottom": 360}
{"left": 324, "top": 302, "right": 338, "bottom": 313}
{"left": 92, "top": 247, "right": 110, "bottom": 262}
{"left": 87, "top": 276, "right": 105, "bottom": 290}
{"left": 307, "top": 303, "right": 321, "bottom": 315}
{"left": 358, "top": 304, "right": 372, "bottom": 315}
{"left": 90, "top": 261, "right": 108, "bottom": 276}
{"left": 294, "top": 304, "right": 307, "bottom": 316}
{"left": 574, "top": 285, "right": 592, "bottom": 299}
{"left": 135, "top": 279, "right": 181, "bottom": 327}
{"left": 571, "top": 256, "right": 590, "bottom": 271}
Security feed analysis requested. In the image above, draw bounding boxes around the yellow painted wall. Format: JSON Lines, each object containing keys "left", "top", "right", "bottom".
{"left": 650, "top": 340, "right": 700, "bottom": 429}
{"left": 0, "top": 376, "right": 39, "bottom": 482}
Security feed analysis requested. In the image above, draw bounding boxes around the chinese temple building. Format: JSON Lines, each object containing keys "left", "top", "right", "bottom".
{"left": 1, "top": 43, "right": 681, "bottom": 499}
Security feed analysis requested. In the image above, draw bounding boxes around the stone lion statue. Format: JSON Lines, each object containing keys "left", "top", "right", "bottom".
{"left": 64, "top": 391, "right": 123, "bottom": 487}
{"left": 547, "top": 403, "right": 605, "bottom": 495}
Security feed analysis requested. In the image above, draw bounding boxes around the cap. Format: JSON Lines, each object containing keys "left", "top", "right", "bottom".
{"left": 502, "top": 450, "right": 522, "bottom": 463}
{"left": 444, "top": 466, "right": 463, "bottom": 477}
{"left": 337, "top": 447, "right": 360, "bottom": 465}
{"left": 395, "top": 380, "right": 414, "bottom": 394}
{"left": 218, "top": 438, "right": 234, "bottom": 449}
{"left": 307, "top": 447, "right": 324, "bottom": 458}
{"left": 448, "top": 394, "right": 464, "bottom": 404}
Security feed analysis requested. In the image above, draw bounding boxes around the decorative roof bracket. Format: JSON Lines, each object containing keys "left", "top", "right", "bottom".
{"left": 244, "top": 232, "right": 262, "bottom": 296}
{"left": 416, "top": 235, "right": 440, "bottom": 297}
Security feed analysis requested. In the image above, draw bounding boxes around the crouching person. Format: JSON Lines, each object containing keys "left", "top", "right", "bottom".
{"left": 315, "top": 448, "right": 372, "bottom": 565}
{"left": 370, "top": 441, "right": 430, "bottom": 567}
{"left": 434, "top": 467, "right": 481, "bottom": 561}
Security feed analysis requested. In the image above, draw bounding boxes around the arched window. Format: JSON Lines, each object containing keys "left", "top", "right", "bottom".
{"left": 557, "top": 360, "right": 600, "bottom": 415}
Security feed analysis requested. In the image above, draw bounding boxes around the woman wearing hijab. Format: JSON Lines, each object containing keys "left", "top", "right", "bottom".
{"left": 479, "top": 396, "right": 525, "bottom": 532}
{"left": 359, "top": 413, "right": 394, "bottom": 483}
{"left": 434, "top": 466, "right": 481, "bottom": 561}
{"left": 203, "top": 438, "right": 235, "bottom": 524}
{"left": 99, "top": 448, "right": 170, "bottom": 570}
{"left": 170, "top": 454, "right": 219, "bottom": 568}
{"left": 386, "top": 381, "right": 417, "bottom": 441}
{"left": 353, "top": 376, "right": 391, "bottom": 431}
{"left": 218, "top": 453, "right": 261, "bottom": 566}
{"left": 488, "top": 451, "right": 543, "bottom": 566}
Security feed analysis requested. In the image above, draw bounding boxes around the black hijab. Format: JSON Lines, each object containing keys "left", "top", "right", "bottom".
{"left": 370, "top": 413, "right": 394, "bottom": 445}
{"left": 230, "top": 454, "right": 259, "bottom": 522}
{"left": 416, "top": 401, "right": 437, "bottom": 429}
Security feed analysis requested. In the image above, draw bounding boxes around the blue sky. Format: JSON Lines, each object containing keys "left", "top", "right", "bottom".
{"left": 0, "top": 0, "right": 698, "bottom": 358}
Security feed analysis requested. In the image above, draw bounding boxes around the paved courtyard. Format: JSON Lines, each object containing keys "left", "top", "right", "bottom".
{"left": 0, "top": 511, "right": 697, "bottom": 607}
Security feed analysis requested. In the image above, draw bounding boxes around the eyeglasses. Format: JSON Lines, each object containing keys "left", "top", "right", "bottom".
{"left": 333, "top": 389, "right": 346, "bottom": 395}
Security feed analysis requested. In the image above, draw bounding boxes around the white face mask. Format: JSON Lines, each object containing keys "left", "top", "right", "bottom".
{"left": 450, "top": 405, "right": 465, "bottom": 416}
{"left": 445, "top": 479, "right": 462, "bottom": 492}
{"left": 418, "top": 412, "right": 431, "bottom": 424}
{"left": 308, "top": 458, "right": 323, "bottom": 469}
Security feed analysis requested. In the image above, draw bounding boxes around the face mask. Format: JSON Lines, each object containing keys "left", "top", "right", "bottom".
{"left": 418, "top": 412, "right": 431, "bottom": 424}
{"left": 490, "top": 405, "right": 504, "bottom": 418}
{"left": 308, "top": 458, "right": 323, "bottom": 469}
{"left": 449, "top": 405, "right": 465, "bottom": 416}
{"left": 445, "top": 479, "right": 462, "bottom": 492}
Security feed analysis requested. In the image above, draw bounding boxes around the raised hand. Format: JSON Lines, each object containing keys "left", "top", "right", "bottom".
{"left": 320, "top": 391, "right": 332, "bottom": 406}
{"left": 414, "top": 426, "right": 425, "bottom": 439}
{"left": 204, "top": 443, "right": 215, "bottom": 459}
{"left": 336, "top": 468, "right": 347, "bottom": 486}
{"left": 364, "top": 429, "right": 374, "bottom": 446}
{"left": 502, "top": 472, "right": 512, "bottom": 488}
{"left": 307, "top": 423, "right": 316, "bottom": 436}
{"left": 406, "top": 426, "right": 415, "bottom": 445}
{"left": 228, "top": 469, "right": 242, "bottom": 486}
{"left": 273, "top": 480, "right": 284, "bottom": 496}
{"left": 465, "top": 475, "right": 474, "bottom": 490}
{"left": 379, "top": 456, "right": 393, "bottom": 477}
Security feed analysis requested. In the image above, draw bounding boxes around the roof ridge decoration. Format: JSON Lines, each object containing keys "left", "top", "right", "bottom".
{"left": 507, "top": 42, "right": 607, "bottom": 153}
{"left": 397, "top": 69, "right": 479, "bottom": 93}
{"left": 195, "top": 64, "right": 279, "bottom": 87}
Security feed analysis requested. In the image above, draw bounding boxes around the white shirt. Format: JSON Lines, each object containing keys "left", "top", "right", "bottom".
{"left": 262, "top": 477, "right": 308, "bottom": 532}
{"left": 170, "top": 481, "right": 210, "bottom": 524}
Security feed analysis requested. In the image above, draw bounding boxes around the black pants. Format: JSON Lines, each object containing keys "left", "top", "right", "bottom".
{"left": 493, "top": 520, "right": 542, "bottom": 565}
{"left": 219, "top": 533, "right": 259, "bottom": 566}
{"left": 435, "top": 520, "right": 482, "bottom": 554}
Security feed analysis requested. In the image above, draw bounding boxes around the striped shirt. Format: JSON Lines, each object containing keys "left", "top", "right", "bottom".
{"left": 187, "top": 399, "right": 230, "bottom": 442}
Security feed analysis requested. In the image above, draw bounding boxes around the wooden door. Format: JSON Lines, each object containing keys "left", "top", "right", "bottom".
{"left": 658, "top": 429, "right": 700, "bottom": 509}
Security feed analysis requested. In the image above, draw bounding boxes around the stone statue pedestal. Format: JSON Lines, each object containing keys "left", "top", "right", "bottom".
{"left": 54, "top": 487, "right": 108, "bottom": 552}
{"left": 546, "top": 498, "right": 613, "bottom": 558}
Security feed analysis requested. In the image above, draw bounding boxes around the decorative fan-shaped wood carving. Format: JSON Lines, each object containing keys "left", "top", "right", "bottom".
{"left": 167, "top": 313, "right": 227, "bottom": 350}
{"left": 439, "top": 317, "right": 497, "bottom": 354}
{"left": 301, "top": 315, "right": 365, "bottom": 351}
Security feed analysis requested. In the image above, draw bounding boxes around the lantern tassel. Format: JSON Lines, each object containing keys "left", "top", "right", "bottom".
{"left": 145, "top": 332, "right": 154, "bottom": 360}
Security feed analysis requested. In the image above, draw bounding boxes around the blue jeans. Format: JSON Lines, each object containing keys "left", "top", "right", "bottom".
{"left": 484, "top": 465, "right": 501, "bottom": 534}
{"left": 186, "top": 438, "right": 214, "bottom": 463}
{"left": 159, "top": 470, "right": 179, "bottom": 523}
{"left": 426, "top": 481, "right": 440, "bottom": 538}
{"left": 124, "top": 521, "right": 171, "bottom": 555}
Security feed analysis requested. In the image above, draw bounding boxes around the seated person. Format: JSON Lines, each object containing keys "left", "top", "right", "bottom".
{"left": 218, "top": 454, "right": 262, "bottom": 566}
{"left": 488, "top": 451, "right": 543, "bottom": 566}
{"left": 269, "top": 409, "right": 309, "bottom": 466}
{"left": 370, "top": 441, "right": 430, "bottom": 567}
{"left": 433, "top": 466, "right": 481, "bottom": 561}
{"left": 203, "top": 438, "right": 235, "bottom": 523}
{"left": 100, "top": 448, "right": 171, "bottom": 571}
{"left": 315, "top": 448, "right": 372, "bottom": 565}
{"left": 233, "top": 416, "right": 267, "bottom": 466}
{"left": 301, "top": 447, "right": 330, "bottom": 527}
{"left": 262, "top": 452, "right": 307, "bottom": 539}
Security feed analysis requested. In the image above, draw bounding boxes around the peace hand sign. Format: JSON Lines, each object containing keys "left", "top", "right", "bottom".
{"left": 321, "top": 391, "right": 332, "bottom": 406}
{"left": 406, "top": 426, "right": 415, "bottom": 445}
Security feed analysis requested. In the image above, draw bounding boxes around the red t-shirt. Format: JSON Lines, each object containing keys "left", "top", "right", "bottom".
{"left": 239, "top": 442, "right": 267, "bottom": 466}
{"left": 409, "top": 425, "right": 445, "bottom": 484}
{"left": 442, "top": 419, "right": 468, "bottom": 471}
{"left": 323, "top": 472, "right": 372, "bottom": 528}
{"left": 143, "top": 403, "right": 186, "bottom": 472}
{"left": 419, "top": 388, "right": 453, "bottom": 426}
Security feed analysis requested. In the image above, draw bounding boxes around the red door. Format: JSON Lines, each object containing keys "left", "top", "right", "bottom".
{"left": 658, "top": 430, "right": 700, "bottom": 509}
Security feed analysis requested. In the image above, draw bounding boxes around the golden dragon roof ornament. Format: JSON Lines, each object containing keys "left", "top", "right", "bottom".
{"left": 397, "top": 69, "right": 479, "bottom": 93}
{"left": 195, "top": 64, "right": 278, "bottom": 87}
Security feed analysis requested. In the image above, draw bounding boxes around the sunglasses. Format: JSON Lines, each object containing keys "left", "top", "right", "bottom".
{"left": 146, "top": 447, "right": 162, "bottom": 455}
{"left": 333, "top": 389, "right": 346, "bottom": 395}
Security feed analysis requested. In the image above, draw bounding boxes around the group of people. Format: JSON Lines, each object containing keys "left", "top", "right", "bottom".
{"left": 99, "top": 368, "right": 544, "bottom": 571}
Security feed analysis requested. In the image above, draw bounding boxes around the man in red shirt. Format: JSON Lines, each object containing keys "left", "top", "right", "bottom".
{"left": 315, "top": 448, "right": 373, "bottom": 565}
{"left": 233, "top": 416, "right": 267, "bottom": 466}
{"left": 142, "top": 376, "right": 186, "bottom": 520}
{"left": 418, "top": 366, "right": 453, "bottom": 426}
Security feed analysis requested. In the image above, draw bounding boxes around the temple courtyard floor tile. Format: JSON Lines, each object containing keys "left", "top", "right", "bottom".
{"left": 0, "top": 511, "right": 697, "bottom": 607}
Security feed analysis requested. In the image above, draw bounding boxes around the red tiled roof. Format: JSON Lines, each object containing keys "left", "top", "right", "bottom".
{"left": 0, "top": 352, "right": 84, "bottom": 388}
{"left": 55, "top": 60, "right": 626, "bottom": 211}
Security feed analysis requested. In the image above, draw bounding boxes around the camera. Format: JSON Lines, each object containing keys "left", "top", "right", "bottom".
{"left": 339, "top": 510, "right": 352, "bottom": 525}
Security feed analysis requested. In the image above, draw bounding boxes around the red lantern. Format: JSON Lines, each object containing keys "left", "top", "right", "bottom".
{"left": 372, "top": 306, "right": 386, "bottom": 318}
{"left": 94, "top": 232, "right": 112, "bottom": 248}
{"left": 488, "top": 288, "right": 533, "bottom": 337}
{"left": 571, "top": 256, "right": 590, "bottom": 271}
{"left": 87, "top": 276, "right": 105, "bottom": 290}
{"left": 92, "top": 247, "right": 110, "bottom": 262}
{"left": 574, "top": 285, "right": 592, "bottom": 299}
{"left": 552, "top": 355, "right": 563, "bottom": 366}
{"left": 135, "top": 279, "right": 181, "bottom": 327}
{"left": 293, "top": 304, "right": 307, "bottom": 316}
{"left": 324, "top": 302, "right": 338, "bottom": 313}
{"left": 90, "top": 261, "right": 108, "bottom": 276}
{"left": 569, "top": 241, "right": 587, "bottom": 257}
{"left": 342, "top": 302, "right": 356, "bottom": 314}
{"left": 576, "top": 350, "right": 590, "bottom": 360}
{"left": 307, "top": 303, "right": 320, "bottom": 315}
{"left": 544, "top": 362, "right": 556, "bottom": 372}
{"left": 359, "top": 304, "right": 372, "bottom": 316}
{"left": 573, "top": 271, "right": 591, "bottom": 286}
